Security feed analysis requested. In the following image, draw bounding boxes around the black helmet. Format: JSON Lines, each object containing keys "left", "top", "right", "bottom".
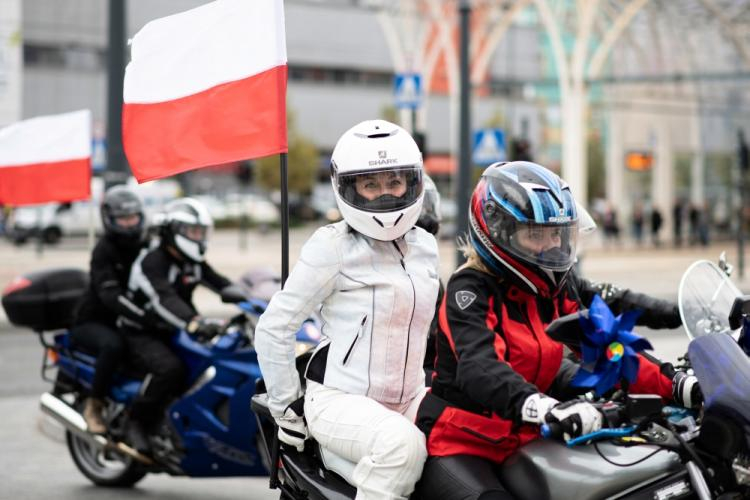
{"left": 100, "top": 185, "right": 145, "bottom": 244}
{"left": 416, "top": 174, "right": 441, "bottom": 235}
{"left": 160, "top": 198, "right": 213, "bottom": 263}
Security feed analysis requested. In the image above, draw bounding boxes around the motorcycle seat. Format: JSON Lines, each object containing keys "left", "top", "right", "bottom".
{"left": 67, "top": 347, "right": 148, "bottom": 380}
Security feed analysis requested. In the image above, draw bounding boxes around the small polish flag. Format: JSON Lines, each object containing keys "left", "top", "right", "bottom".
{"left": 0, "top": 110, "right": 92, "bottom": 206}
{"left": 123, "top": 0, "right": 288, "bottom": 182}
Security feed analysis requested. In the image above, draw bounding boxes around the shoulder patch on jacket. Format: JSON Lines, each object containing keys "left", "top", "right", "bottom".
{"left": 455, "top": 290, "right": 477, "bottom": 310}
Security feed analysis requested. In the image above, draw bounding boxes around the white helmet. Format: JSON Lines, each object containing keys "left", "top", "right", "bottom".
{"left": 330, "top": 119, "right": 424, "bottom": 241}
{"left": 162, "top": 197, "right": 213, "bottom": 263}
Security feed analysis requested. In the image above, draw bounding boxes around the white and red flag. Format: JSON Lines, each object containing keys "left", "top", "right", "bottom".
{"left": 0, "top": 110, "right": 92, "bottom": 206}
{"left": 123, "top": 0, "right": 288, "bottom": 182}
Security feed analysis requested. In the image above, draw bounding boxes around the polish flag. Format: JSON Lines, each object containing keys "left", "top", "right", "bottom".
{"left": 0, "top": 110, "right": 92, "bottom": 206}
{"left": 123, "top": 0, "right": 288, "bottom": 182}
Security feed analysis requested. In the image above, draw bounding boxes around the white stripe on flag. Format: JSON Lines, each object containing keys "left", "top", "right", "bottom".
{"left": 0, "top": 110, "right": 91, "bottom": 167}
{"left": 124, "top": 0, "right": 287, "bottom": 104}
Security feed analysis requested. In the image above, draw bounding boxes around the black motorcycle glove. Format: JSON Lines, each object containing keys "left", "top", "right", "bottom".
{"left": 186, "top": 317, "right": 225, "bottom": 342}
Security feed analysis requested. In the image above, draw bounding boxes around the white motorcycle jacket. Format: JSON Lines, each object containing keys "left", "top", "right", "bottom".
{"left": 255, "top": 221, "right": 440, "bottom": 417}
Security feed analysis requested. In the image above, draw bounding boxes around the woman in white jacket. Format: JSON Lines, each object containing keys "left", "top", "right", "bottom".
{"left": 255, "top": 119, "right": 440, "bottom": 500}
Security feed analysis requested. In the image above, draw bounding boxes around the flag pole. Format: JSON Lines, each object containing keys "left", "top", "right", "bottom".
{"left": 280, "top": 152, "right": 289, "bottom": 286}
{"left": 269, "top": 151, "right": 289, "bottom": 492}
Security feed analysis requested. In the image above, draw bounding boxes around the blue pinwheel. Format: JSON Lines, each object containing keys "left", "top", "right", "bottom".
{"left": 571, "top": 295, "right": 653, "bottom": 396}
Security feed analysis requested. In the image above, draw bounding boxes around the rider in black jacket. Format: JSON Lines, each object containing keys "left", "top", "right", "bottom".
{"left": 417, "top": 175, "right": 444, "bottom": 381}
{"left": 120, "top": 197, "right": 231, "bottom": 453}
{"left": 70, "top": 186, "right": 146, "bottom": 434}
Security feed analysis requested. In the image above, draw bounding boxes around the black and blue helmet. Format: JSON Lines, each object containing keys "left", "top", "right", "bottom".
{"left": 469, "top": 161, "right": 579, "bottom": 293}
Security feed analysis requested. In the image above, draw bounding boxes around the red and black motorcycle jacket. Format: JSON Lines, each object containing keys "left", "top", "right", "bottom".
{"left": 416, "top": 266, "right": 681, "bottom": 464}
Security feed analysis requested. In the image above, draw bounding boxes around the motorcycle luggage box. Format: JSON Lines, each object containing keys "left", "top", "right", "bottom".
{"left": 1, "top": 268, "right": 88, "bottom": 331}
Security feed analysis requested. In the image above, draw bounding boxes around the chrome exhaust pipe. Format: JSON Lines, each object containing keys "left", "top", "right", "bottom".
{"left": 39, "top": 392, "right": 154, "bottom": 465}
{"left": 39, "top": 392, "right": 108, "bottom": 449}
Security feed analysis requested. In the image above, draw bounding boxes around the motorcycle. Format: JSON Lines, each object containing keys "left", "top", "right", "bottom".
{"left": 252, "top": 256, "right": 750, "bottom": 500}
{"left": 1, "top": 266, "right": 320, "bottom": 487}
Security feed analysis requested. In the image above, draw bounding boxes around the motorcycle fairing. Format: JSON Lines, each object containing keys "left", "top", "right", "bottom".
{"left": 689, "top": 333, "right": 750, "bottom": 429}
{"left": 678, "top": 260, "right": 742, "bottom": 340}
{"left": 166, "top": 330, "right": 267, "bottom": 477}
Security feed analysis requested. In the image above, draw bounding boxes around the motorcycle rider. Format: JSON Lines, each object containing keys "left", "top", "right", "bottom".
{"left": 416, "top": 174, "right": 441, "bottom": 237}
{"left": 417, "top": 175, "right": 444, "bottom": 381}
{"left": 255, "top": 119, "right": 440, "bottom": 500}
{"left": 120, "top": 197, "right": 232, "bottom": 453}
{"left": 415, "top": 161, "right": 701, "bottom": 499}
{"left": 70, "top": 185, "right": 147, "bottom": 434}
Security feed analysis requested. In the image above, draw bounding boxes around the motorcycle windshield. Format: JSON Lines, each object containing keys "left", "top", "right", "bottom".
{"left": 688, "top": 333, "right": 750, "bottom": 427}
{"left": 678, "top": 260, "right": 742, "bottom": 340}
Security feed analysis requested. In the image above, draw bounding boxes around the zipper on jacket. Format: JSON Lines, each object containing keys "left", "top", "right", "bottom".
{"left": 392, "top": 241, "right": 416, "bottom": 402}
{"left": 343, "top": 315, "right": 368, "bottom": 365}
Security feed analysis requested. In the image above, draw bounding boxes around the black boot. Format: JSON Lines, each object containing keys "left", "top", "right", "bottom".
{"left": 125, "top": 420, "right": 150, "bottom": 455}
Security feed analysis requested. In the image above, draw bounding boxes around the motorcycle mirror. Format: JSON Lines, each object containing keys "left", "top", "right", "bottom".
{"left": 728, "top": 295, "right": 750, "bottom": 330}
{"left": 719, "top": 252, "right": 734, "bottom": 277}
{"left": 545, "top": 310, "right": 588, "bottom": 350}
{"left": 220, "top": 284, "right": 248, "bottom": 304}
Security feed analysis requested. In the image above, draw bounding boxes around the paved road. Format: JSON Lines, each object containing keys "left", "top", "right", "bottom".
{"left": 0, "top": 226, "right": 745, "bottom": 498}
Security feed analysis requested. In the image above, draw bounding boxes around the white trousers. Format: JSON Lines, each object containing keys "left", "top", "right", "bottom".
{"left": 304, "top": 381, "right": 427, "bottom": 500}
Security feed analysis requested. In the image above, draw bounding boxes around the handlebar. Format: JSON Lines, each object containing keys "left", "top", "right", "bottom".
{"left": 542, "top": 423, "right": 639, "bottom": 446}
{"left": 541, "top": 396, "right": 660, "bottom": 446}
{"left": 540, "top": 422, "right": 563, "bottom": 440}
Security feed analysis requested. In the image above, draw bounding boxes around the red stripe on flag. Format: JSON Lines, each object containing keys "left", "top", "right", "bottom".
{"left": 123, "top": 65, "right": 288, "bottom": 182}
{"left": 0, "top": 158, "right": 91, "bottom": 206}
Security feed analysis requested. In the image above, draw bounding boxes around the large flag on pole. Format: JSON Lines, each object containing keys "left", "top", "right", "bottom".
{"left": 123, "top": 0, "right": 288, "bottom": 182}
{"left": 0, "top": 110, "right": 92, "bottom": 206}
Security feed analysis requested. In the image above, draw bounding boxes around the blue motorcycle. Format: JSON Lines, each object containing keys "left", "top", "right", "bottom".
{"left": 1, "top": 267, "right": 320, "bottom": 487}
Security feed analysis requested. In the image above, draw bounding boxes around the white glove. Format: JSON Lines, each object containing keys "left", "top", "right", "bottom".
{"left": 274, "top": 399, "right": 309, "bottom": 452}
{"left": 521, "top": 393, "right": 559, "bottom": 425}
{"left": 547, "top": 400, "right": 603, "bottom": 441}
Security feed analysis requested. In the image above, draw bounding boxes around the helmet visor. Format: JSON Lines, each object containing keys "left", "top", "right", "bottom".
{"left": 113, "top": 213, "right": 144, "bottom": 231}
{"left": 335, "top": 166, "right": 423, "bottom": 213}
{"left": 176, "top": 223, "right": 211, "bottom": 244}
{"left": 487, "top": 218, "right": 579, "bottom": 272}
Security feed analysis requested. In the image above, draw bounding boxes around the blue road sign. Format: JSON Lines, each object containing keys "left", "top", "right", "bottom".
{"left": 472, "top": 128, "right": 507, "bottom": 166}
{"left": 91, "top": 137, "right": 106, "bottom": 173}
{"left": 394, "top": 73, "right": 422, "bottom": 109}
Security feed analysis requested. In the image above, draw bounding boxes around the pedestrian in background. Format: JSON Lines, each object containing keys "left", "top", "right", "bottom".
{"left": 651, "top": 206, "right": 663, "bottom": 247}
{"left": 673, "top": 199, "right": 685, "bottom": 247}
{"left": 632, "top": 203, "right": 645, "bottom": 246}
{"left": 602, "top": 203, "right": 620, "bottom": 247}
{"left": 688, "top": 204, "right": 700, "bottom": 246}
{"left": 697, "top": 202, "right": 710, "bottom": 247}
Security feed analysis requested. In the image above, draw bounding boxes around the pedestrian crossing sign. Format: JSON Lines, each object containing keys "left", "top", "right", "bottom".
{"left": 394, "top": 73, "right": 422, "bottom": 109}
{"left": 472, "top": 128, "right": 507, "bottom": 166}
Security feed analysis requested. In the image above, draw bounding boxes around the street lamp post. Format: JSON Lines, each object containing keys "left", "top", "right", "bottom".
{"left": 105, "top": 0, "right": 128, "bottom": 189}
{"left": 738, "top": 130, "right": 749, "bottom": 278}
{"left": 456, "top": 0, "right": 472, "bottom": 266}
